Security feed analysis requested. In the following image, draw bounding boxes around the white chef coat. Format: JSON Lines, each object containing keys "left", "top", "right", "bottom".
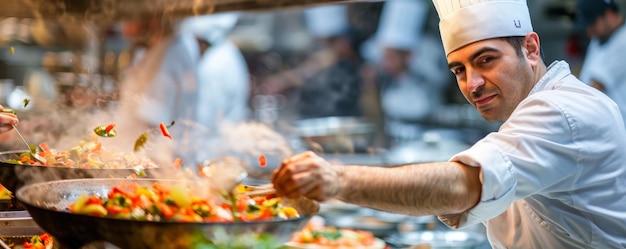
{"left": 363, "top": 35, "right": 450, "bottom": 142}
{"left": 114, "top": 34, "right": 200, "bottom": 151}
{"left": 118, "top": 27, "right": 249, "bottom": 165}
{"left": 578, "top": 23, "right": 626, "bottom": 128}
{"left": 447, "top": 61, "right": 626, "bottom": 248}
{"left": 196, "top": 40, "right": 250, "bottom": 130}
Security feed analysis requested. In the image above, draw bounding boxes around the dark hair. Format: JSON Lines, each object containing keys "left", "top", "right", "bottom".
{"left": 501, "top": 36, "right": 525, "bottom": 57}
{"left": 500, "top": 36, "right": 544, "bottom": 59}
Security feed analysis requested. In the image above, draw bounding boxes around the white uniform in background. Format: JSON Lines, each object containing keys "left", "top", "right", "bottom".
{"left": 578, "top": 23, "right": 626, "bottom": 127}
{"left": 115, "top": 13, "right": 250, "bottom": 166}
{"left": 181, "top": 14, "right": 251, "bottom": 131}
{"left": 361, "top": 0, "right": 450, "bottom": 142}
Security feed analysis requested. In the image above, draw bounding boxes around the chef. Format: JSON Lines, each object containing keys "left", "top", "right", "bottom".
{"left": 261, "top": 4, "right": 363, "bottom": 119}
{"left": 271, "top": 0, "right": 626, "bottom": 248}
{"left": 360, "top": 0, "right": 451, "bottom": 145}
{"left": 575, "top": 0, "right": 626, "bottom": 127}
{"left": 114, "top": 13, "right": 249, "bottom": 167}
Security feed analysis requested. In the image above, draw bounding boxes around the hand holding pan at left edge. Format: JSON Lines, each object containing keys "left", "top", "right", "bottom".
{"left": 0, "top": 107, "right": 19, "bottom": 134}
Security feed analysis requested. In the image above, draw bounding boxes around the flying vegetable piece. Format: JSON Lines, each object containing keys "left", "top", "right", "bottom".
{"left": 9, "top": 46, "right": 15, "bottom": 56}
{"left": 258, "top": 154, "right": 267, "bottom": 167}
{"left": 1, "top": 108, "right": 15, "bottom": 114}
{"left": 94, "top": 123, "right": 117, "bottom": 137}
{"left": 159, "top": 122, "right": 172, "bottom": 139}
{"left": 23, "top": 98, "right": 30, "bottom": 108}
{"left": 134, "top": 132, "right": 149, "bottom": 152}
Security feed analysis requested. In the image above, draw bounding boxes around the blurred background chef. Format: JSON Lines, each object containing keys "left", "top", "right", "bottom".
{"left": 260, "top": 4, "right": 364, "bottom": 119}
{"left": 111, "top": 12, "right": 250, "bottom": 168}
{"left": 360, "top": 0, "right": 451, "bottom": 146}
{"left": 574, "top": 0, "right": 626, "bottom": 127}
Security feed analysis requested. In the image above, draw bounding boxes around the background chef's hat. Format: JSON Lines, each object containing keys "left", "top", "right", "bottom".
{"left": 180, "top": 12, "right": 239, "bottom": 45}
{"left": 376, "top": 0, "right": 428, "bottom": 50}
{"left": 304, "top": 4, "right": 349, "bottom": 38}
{"left": 432, "top": 0, "right": 534, "bottom": 55}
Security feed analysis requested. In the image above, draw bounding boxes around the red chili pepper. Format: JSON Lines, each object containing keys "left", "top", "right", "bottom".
{"left": 258, "top": 154, "right": 267, "bottom": 167}
{"left": 159, "top": 122, "right": 172, "bottom": 139}
{"left": 105, "top": 123, "right": 116, "bottom": 133}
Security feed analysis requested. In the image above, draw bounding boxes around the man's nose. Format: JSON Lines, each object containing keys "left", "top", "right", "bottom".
{"left": 467, "top": 69, "right": 485, "bottom": 93}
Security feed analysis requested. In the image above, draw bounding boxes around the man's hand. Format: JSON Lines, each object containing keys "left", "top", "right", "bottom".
{"left": 0, "top": 106, "right": 19, "bottom": 134}
{"left": 271, "top": 151, "right": 344, "bottom": 201}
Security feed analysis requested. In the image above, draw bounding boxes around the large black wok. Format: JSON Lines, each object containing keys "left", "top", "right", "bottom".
{"left": 16, "top": 178, "right": 319, "bottom": 249}
{"left": 0, "top": 150, "right": 178, "bottom": 193}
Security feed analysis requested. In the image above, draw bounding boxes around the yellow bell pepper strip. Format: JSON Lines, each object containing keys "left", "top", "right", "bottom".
{"left": 133, "top": 132, "right": 149, "bottom": 152}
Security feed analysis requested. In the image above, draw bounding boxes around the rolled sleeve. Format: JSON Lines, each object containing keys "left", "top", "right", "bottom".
{"left": 445, "top": 142, "right": 517, "bottom": 228}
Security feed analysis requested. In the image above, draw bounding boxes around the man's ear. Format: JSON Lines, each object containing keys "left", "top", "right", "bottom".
{"left": 524, "top": 32, "right": 541, "bottom": 66}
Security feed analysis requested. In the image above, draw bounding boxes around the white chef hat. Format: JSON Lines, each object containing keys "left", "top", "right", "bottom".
{"left": 179, "top": 12, "right": 239, "bottom": 45}
{"left": 376, "top": 0, "right": 428, "bottom": 51}
{"left": 432, "top": 0, "right": 534, "bottom": 55}
{"left": 304, "top": 4, "right": 349, "bottom": 38}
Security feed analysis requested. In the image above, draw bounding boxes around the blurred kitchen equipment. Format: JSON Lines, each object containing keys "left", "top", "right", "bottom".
{"left": 322, "top": 214, "right": 397, "bottom": 237}
{"left": 385, "top": 230, "right": 487, "bottom": 249}
{"left": 0, "top": 0, "right": 360, "bottom": 21}
{"left": 384, "top": 130, "right": 470, "bottom": 165}
{"left": 0, "top": 211, "right": 44, "bottom": 236}
{"left": 16, "top": 178, "right": 319, "bottom": 249}
{"left": 294, "top": 116, "right": 377, "bottom": 154}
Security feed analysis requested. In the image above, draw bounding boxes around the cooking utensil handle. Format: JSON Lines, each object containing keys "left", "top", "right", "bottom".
{"left": 0, "top": 238, "right": 12, "bottom": 249}
{"left": 12, "top": 124, "right": 31, "bottom": 150}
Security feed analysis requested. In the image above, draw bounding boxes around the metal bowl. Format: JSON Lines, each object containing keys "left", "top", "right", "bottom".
{"left": 385, "top": 230, "right": 487, "bottom": 249}
{"left": 294, "top": 117, "right": 377, "bottom": 154}
{"left": 16, "top": 178, "right": 319, "bottom": 249}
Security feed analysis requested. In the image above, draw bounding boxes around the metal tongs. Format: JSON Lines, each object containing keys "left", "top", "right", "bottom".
{"left": 2, "top": 108, "right": 46, "bottom": 163}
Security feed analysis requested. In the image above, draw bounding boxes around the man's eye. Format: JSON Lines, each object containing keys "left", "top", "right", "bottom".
{"left": 451, "top": 67, "right": 465, "bottom": 76}
{"left": 479, "top": 56, "right": 494, "bottom": 64}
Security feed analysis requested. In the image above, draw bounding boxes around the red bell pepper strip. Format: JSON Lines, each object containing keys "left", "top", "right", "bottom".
{"left": 105, "top": 123, "right": 116, "bottom": 133}
{"left": 159, "top": 122, "right": 172, "bottom": 139}
{"left": 258, "top": 154, "right": 267, "bottom": 167}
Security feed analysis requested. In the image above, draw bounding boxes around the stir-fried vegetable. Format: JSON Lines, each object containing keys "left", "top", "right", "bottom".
{"left": 258, "top": 155, "right": 267, "bottom": 167}
{"left": 6, "top": 135, "right": 158, "bottom": 169}
{"left": 1, "top": 108, "right": 15, "bottom": 114}
{"left": 289, "top": 217, "right": 377, "bottom": 248}
{"left": 9, "top": 46, "right": 15, "bottom": 56}
{"left": 0, "top": 183, "right": 11, "bottom": 200}
{"left": 69, "top": 182, "right": 300, "bottom": 222}
{"left": 93, "top": 123, "right": 117, "bottom": 138}
{"left": 22, "top": 233, "right": 52, "bottom": 249}
{"left": 133, "top": 132, "right": 149, "bottom": 152}
{"left": 159, "top": 122, "right": 172, "bottom": 139}
{"left": 133, "top": 121, "right": 175, "bottom": 152}
{"left": 23, "top": 98, "right": 30, "bottom": 108}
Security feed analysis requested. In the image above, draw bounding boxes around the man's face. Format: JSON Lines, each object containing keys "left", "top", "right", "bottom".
{"left": 382, "top": 47, "right": 411, "bottom": 77}
{"left": 586, "top": 13, "right": 612, "bottom": 41}
{"left": 446, "top": 38, "right": 536, "bottom": 122}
